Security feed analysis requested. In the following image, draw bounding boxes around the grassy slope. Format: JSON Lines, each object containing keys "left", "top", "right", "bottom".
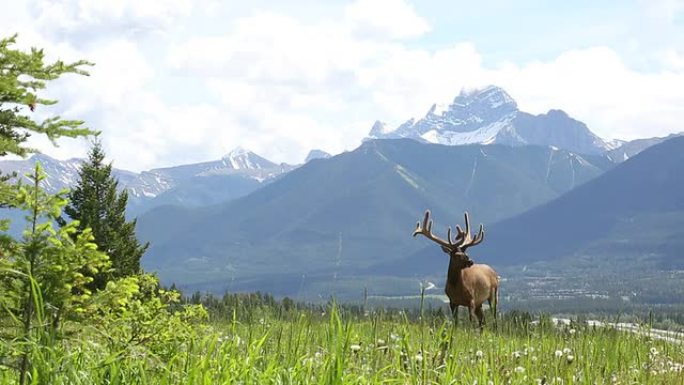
{"left": 2, "top": 307, "right": 682, "bottom": 384}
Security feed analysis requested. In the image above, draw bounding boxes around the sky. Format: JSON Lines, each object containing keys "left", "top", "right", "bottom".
{"left": 2, "top": 0, "right": 683, "bottom": 171}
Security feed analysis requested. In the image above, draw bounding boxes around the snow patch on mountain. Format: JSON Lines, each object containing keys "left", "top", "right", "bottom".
{"left": 305, "top": 149, "right": 332, "bottom": 162}
{"left": 366, "top": 85, "right": 610, "bottom": 155}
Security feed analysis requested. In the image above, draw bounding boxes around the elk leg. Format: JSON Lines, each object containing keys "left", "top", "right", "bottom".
{"left": 450, "top": 303, "right": 459, "bottom": 326}
{"left": 488, "top": 288, "right": 498, "bottom": 329}
{"left": 475, "top": 306, "right": 485, "bottom": 328}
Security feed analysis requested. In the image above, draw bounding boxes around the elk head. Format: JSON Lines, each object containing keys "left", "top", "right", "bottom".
{"left": 412, "top": 210, "right": 484, "bottom": 267}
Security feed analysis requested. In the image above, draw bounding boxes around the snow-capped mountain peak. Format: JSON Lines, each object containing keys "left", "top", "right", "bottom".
{"left": 305, "top": 149, "right": 332, "bottom": 163}
{"left": 366, "top": 85, "right": 610, "bottom": 155}
{"left": 221, "top": 147, "right": 274, "bottom": 170}
{"left": 456, "top": 85, "right": 517, "bottom": 110}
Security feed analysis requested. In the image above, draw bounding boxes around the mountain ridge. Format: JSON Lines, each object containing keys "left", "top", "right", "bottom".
{"left": 368, "top": 86, "right": 609, "bottom": 155}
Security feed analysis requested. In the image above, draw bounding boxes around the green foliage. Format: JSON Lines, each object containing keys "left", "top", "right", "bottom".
{"left": 0, "top": 34, "right": 95, "bottom": 157}
{"left": 0, "top": 163, "right": 110, "bottom": 383}
{"left": 64, "top": 140, "right": 148, "bottom": 288}
{"left": 87, "top": 274, "right": 207, "bottom": 360}
{"left": 0, "top": 164, "right": 206, "bottom": 383}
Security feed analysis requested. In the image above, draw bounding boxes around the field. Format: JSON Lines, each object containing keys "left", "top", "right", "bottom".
{"left": 2, "top": 301, "right": 683, "bottom": 385}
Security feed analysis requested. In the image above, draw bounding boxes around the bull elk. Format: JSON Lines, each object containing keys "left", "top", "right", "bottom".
{"left": 413, "top": 210, "right": 499, "bottom": 327}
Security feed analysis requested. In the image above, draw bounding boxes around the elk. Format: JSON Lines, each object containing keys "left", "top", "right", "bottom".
{"left": 413, "top": 210, "right": 499, "bottom": 327}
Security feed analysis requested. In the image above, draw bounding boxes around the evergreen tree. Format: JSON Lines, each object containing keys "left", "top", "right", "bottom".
{"left": 0, "top": 34, "right": 94, "bottom": 158}
{"left": 64, "top": 141, "right": 148, "bottom": 288}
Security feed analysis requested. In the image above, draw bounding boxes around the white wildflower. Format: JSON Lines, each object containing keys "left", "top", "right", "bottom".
{"left": 563, "top": 348, "right": 572, "bottom": 355}
{"left": 514, "top": 366, "right": 525, "bottom": 373}
{"left": 512, "top": 351, "right": 522, "bottom": 359}
{"left": 475, "top": 350, "right": 484, "bottom": 359}
{"left": 555, "top": 350, "right": 563, "bottom": 358}
{"left": 569, "top": 328, "right": 576, "bottom": 335}
{"left": 350, "top": 344, "right": 361, "bottom": 352}
{"left": 566, "top": 354, "right": 574, "bottom": 363}
{"left": 415, "top": 354, "right": 423, "bottom": 363}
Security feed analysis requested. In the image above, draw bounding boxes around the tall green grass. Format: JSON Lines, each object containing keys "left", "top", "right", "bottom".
{"left": 2, "top": 303, "right": 683, "bottom": 384}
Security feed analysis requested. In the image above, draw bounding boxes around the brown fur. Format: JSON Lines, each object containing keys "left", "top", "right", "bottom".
{"left": 445, "top": 254, "right": 499, "bottom": 327}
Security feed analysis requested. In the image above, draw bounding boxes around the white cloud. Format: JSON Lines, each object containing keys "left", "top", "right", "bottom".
{"left": 29, "top": 0, "right": 195, "bottom": 38}
{"left": 344, "top": 0, "right": 430, "bottom": 39}
{"left": 2, "top": 0, "right": 684, "bottom": 172}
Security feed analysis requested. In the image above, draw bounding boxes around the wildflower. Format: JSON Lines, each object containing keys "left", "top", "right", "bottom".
{"left": 415, "top": 354, "right": 423, "bottom": 363}
{"left": 531, "top": 356, "right": 538, "bottom": 363}
{"left": 569, "top": 328, "right": 576, "bottom": 335}
{"left": 475, "top": 350, "right": 484, "bottom": 359}
{"left": 563, "top": 348, "right": 572, "bottom": 355}
{"left": 512, "top": 351, "right": 522, "bottom": 359}
{"left": 554, "top": 350, "right": 563, "bottom": 358}
{"left": 514, "top": 366, "right": 525, "bottom": 374}
{"left": 649, "top": 347, "right": 658, "bottom": 356}
{"left": 350, "top": 344, "right": 361, "bottom": 352}
{"left": 566, "top": 354, "right": 574, "bottom": 363}
{"left": 376, "top": 339, "right": 386, "bottom": 346}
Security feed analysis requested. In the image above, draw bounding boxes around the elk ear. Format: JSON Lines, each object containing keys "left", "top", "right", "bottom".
{"left": 440, "top": 246, "right": 451, "bottom": 254}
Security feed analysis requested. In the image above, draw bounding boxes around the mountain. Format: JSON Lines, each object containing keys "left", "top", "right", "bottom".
{"left": 126, "top": 147, "right": 296, "bottom": 214}
{"left": 305, "top": 149, "right": 332, "bottom": 163}
{"left": 606, "top": 133, "right": 683, "bottom": 163}
{"left": 367, "top": 86, "right": 609, "bottom": 155}
{"left": 137, "top": 139, "right": 614, "bottom": 295}
{"left": 0, "top": 148, "right": 296, "bottom": 217}
{"left": 477, "top": 136, "right": 684, "bottom": 268}
{"left": 0, "top": 153, "right": 138, "bottom": 194}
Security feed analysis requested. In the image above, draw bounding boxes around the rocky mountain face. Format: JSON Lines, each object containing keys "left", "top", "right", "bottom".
{"left": 606, "top": 133, "right": 683, "bottom": 162}
{"left": 368, "top": 86, "right": 609, "bottom": 155}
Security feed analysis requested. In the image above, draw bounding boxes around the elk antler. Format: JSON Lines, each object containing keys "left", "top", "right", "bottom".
{"left": 453, "top": 212, "right": 484, "bottom": 251}
{"left": 412, "top": 210, "right": 457, "bottom": 251}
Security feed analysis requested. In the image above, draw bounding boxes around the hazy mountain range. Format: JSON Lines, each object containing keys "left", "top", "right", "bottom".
{"left": 0, "top": 147, "right": 297, "bottom": 216}
{"left": 135, "top": 139, "right": 616, "bottom": 295}
{"left": 1, "top": 85, "right": 681, "bottom": 300}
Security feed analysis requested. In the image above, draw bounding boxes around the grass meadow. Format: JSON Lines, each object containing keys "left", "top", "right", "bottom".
{"left": 2, "top": 303, "right": 683, "bottom": 385}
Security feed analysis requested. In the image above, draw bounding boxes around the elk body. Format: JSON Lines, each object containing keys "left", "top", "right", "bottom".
{"left": 413, "top": 210, "right": 499, "bottom": 327}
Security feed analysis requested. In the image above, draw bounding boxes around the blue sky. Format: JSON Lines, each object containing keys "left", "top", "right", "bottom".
{"left": 1, "top": 0, "right": 683, "bottom": 171}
